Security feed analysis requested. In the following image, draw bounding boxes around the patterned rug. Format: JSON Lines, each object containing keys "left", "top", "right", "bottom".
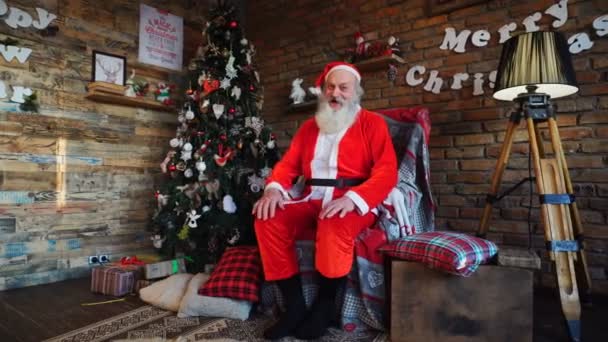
{"left": 43, "top": 305, "right": 387, "bottom": 342}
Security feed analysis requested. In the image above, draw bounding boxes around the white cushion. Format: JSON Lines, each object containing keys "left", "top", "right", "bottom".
{"left": 139, "top": 273, "right": 193, "bottom": 312}
{"left": 177, "top": 273, "right": 252, "bottom": 320}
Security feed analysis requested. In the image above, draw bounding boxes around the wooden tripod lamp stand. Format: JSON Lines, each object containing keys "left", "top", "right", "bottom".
{"left": 477, "top": 31, "right": 591, "bottom": 342}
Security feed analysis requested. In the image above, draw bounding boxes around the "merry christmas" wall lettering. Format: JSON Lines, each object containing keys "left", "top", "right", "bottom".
{"left": 404, "top": 0, "right": 607, "bottom": 96}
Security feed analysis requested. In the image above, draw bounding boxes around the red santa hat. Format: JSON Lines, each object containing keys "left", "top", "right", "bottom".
{"left": 314, "top": 61, "right": 361, "bottom": 89}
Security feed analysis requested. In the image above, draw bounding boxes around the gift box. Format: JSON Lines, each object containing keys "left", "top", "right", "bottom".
{"left": 144, "top": 258, "right": 187, "bottom": 279}
{"left": 91, "top": 266, "right": 141, "bottom": 296}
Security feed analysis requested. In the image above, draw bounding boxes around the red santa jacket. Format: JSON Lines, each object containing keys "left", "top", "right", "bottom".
{"left": 266, "top": 108, "right": 397, "bottom": 215}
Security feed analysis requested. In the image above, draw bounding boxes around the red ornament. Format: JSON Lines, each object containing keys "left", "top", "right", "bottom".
{"left": 169, "top": 164, "right": 177, "bottom": 171}
{"left": 229, "top": 21, "right": 238, "bottom": 28}
{"left": 197, "top": 131, "right": 205, "bottom": 136}
{"left": 249, "top": 85, "right": 255, "bottom": 91}
{"left": 154, "top": 190, "right": 160, "bottom": 199}
{"left": 186, "top": 88, "right": 194, "bottom": 95}
{"left": 220, "top": 133, "right": 227, "bottom": 141}
{"left": 270, "top": 133, "right": 276, "bottom": 140}
{"left": 229, "top": 108, "right": 235, "bottom": 113}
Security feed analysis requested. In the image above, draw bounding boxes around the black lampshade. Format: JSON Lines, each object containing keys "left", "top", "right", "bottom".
{"left": 493, "top": 31, "right": 578, "bottom": 101}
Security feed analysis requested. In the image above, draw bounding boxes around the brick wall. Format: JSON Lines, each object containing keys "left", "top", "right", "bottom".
{"left": 248, "top": 0, "right": 608, "bottom": 293}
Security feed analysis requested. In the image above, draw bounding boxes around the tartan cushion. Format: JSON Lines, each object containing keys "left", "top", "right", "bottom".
{"left": 198, "top": 246, "right": 261, "bottom": 302}
{"left": 379, "top": 231, "right": 498, "bottom": 276}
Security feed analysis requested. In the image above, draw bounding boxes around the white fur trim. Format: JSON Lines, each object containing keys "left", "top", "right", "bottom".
{"left": 345, "top": 190, "right": 369, "bottom": 215}
{"left": 325, "top": 65, "right": 361, "bottom": 82}
{"left": 265, "top": 181, "right": 290, "bottom": 199}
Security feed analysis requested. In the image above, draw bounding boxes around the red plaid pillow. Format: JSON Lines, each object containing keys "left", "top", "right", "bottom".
{"left": 379, "top": 231, "right": 498, "bottom": 276}
{"left": 198, "top": 246, "right": 261, "bottom": 302}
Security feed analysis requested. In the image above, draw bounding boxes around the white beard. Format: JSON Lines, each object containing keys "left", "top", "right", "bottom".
{"left": 314, "top": 95, "right": 360, "bottom": 134}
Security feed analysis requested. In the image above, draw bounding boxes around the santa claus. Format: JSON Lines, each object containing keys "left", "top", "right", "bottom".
{"left": 253, "top": 61, "right": 398, "bottom": 340}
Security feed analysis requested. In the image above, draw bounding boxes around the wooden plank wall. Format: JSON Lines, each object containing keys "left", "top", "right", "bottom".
{"left": 0, "top": 0, "right": 204, "bottom": 290}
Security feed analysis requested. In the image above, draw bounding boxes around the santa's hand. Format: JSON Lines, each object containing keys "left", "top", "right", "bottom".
{"left": 384, "top": 188, "right": 413, "bottom": 235}
{"left": 252, "top": 188, "right": 285, "bottom": 220}
{"left": 319, "top": 197, "right": 355, "bottom": 219}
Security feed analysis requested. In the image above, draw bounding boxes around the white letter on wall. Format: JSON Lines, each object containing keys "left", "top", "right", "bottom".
{"left": 522, "top": 12, "right": 542, "bottom": 32}
{"left": 451, "top": 73, "right": 469, "bottom": 90}
{"left": 405, "top": 65, "right": 426, "bottom": 86}
{"left": 424, "top": 70, "right": 443, "bottom": 94}
{"left": 11, "top": 86, "right": 33, "bottom": 103}
{"left": 32, "top": 8, "right": 57, "bottom": 29}
{"left": 545, "top": 0, "right": 569, "bottom": 28}
{"left": 593, "top": 15, "right": 608, "bottom": 37}
{"left": 4, "top": 7, "right": 33, "bottom": 29}
{"left": 471, "top": 30, "right": 491, "bottom": 47}
{"left": 0, "top": 45, "right": 33, "bottom": 63}
{"left": 568, "top": 33, "right": 594, "bottom": 54}
{"left": 439, "top": 27, "right": 471, "bottom": 53}
{"left": 488, "top": 70, "right": 497, "bottom": 89}
{"left": 473, "top": 73, "right": 485, "bottom": 96}
{"left": 498, "top": 23, "right": 517, "bottom": 43}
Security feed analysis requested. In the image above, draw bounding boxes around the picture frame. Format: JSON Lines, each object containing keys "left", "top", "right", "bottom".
{"left": 91, "top": 50, "right": 127, "bottom": 86}
{"left": 426, "top": 0, "right": 487, "bottom": 16}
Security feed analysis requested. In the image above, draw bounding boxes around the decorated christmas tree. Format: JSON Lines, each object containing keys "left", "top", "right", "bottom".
{"left": 152, "top": 1, "right": 279, "bottom": 271}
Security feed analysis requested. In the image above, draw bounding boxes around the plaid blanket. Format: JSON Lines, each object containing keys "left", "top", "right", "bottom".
{"left": 261, "top": 107, "right": 435, "bottom": 332}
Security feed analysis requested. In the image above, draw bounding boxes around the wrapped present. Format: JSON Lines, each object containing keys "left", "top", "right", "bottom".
{"left": 144, "top": 258, "right": 187, "bottom": 279}
{"left": 91, "top": 266, "right": 140, "bottom": 296}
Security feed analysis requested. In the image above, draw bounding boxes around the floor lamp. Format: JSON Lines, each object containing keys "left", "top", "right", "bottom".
{"left": 477, "top": 31, "right": 591, "bottom": 342}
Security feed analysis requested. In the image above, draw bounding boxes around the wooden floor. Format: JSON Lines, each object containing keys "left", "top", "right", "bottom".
{"left": 0, "top": 276, "right": 606, "bottom": 342}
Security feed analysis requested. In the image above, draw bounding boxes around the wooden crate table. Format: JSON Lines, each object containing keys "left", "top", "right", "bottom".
{"left": 390, "top": 260, "right": 533, "bottom": 342}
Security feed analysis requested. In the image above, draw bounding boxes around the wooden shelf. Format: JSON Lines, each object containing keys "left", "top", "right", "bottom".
{"left": 354, "top": 54, "right": 405, "bottom": 72}
{"left": 85, "top": 89, "right": 175, "bottom": 112}
{"left": 287, "top": 99, "right": 317, "bottom": 113}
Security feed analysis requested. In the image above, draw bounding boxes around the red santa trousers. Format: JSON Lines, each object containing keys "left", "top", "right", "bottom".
{"left": 255, "top": 199, "right": 376, "bottom": 281}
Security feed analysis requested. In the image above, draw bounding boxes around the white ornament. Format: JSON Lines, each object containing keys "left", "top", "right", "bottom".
{"left": 212, "top": 104, "right": 225, "bottom": 119}
{"left": 231, "top": 86, "right": 242, "bottom": 100}
{"left": 220, "top": 77, "right": 231, "bottom": 89}
{"left": 545, "top": 0, "right": 568, "bottom": 28}
{"left": 181, "top": 150, "right": 192, "bottom": 161}
{"left": 184, "top": 168, "right": 193, "bottom": 178}
{"left": 245, "top": 116, "right": 264, "bottom": 137}
{"left": 240, "top": 38, "right": 248, "bottom": 46}
{"left": 169, "top": 138, "right": 182, "bottom": 148}
{"left": 289, "top": 78, "right": 306, "bottom": 104}
{"left": 225, "top": 54, "right": 238, "bottom": 79}
{"left": 248, "top": 174, "right": 265, "bottom": 193}
{"left": 202, "top": 99, "right": 210, "bottom": 108}
{"left": 183, "top": 143, "right": 193, "bottom": 151}
{"left": 266, "top": 139, "right": 276, "bottom": 149}
{"left": 185, "top": 106, "right": 195, "bottom": 120}
{"left": 178, "top": 114, "right": 186, "bottom": 123}
{"left": 196, "top": 160, "right": 207, "bottom": 172}
{"left": 151, "top": 234, "right": 166, "bottom": 249}
{"left": 222, "top": 195, "right": 237, "bottom": 214}
{"left": 202, "top": 205, "right": 211, "bottom": 213}
{"left": 186, "top": 210, "right": 201, "bottom": 228}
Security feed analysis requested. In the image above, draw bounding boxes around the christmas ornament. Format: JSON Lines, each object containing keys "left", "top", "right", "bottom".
{"left": 169, "top": 138, "right": 182, "bottom": 148}
{"left": 266, "top": 139, "right": 276, "bottom": 149}
{"left": 184, "top": 168, "right": 194, "bottom": 178}
{"left": 240, "top": 38, "right": 248, "bottom": 46}
{"left": 259, "top": 166, "right": 272, "bottom": 179}
{"left": 222, "top": 195, "right": 237, "bottom": 213}
{"left": 160, "top": 151, "right": 176, "bottom": 173}
{"left": 214, "top": 144, "right": 234, "bottom": 166}
{"left": 245, "top": 116, "right": 264, "bottom": 137}
{"left": 225, "top": 54, "right": 238, "bottom": 79}
{"left": 156, "top": 191, "right": 169, "bottom": 210}
{"left": 231, "top": 86, "right": 241, "bottom": 100}
{"left": 248, "top": 174, "right": 265, "bottom": 193}
{"left": 220, "top": 77, "right": 231, "bottom": 89}
{"left": 181, "top": 144, "right": 193, "bottom": 161}
{"left": 178, "top": 114, "right": 186, "bottom": 123}
{"left": 185, "top": 106, "right": 195, "bottom": 120}
{"left": 155, "top": 82, "right": 173, "bottom": 105}
{"left": 151, "top": 234, "right": 166, "bottom": 249}
{"left": 195, "top": 160, "right": 207, "bottom": 172}
{"left": 178, "top": 225, "right": 190, "bottom": 240}
{"left": 202, "top": 205, "right": 211, "bottom": 213}
{"left": 229, "top": 21, "right": 238, "bottom": 28}
{"left": 204, "top": 179, "right": 221, "bottom": 201}
{"left": 186, "top": 210, "right": 202, "bottom": 228}
{"left": 212, "top": 104, "right": 225, "bottom": 119}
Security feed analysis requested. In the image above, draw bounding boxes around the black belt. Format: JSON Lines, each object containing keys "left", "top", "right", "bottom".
{"left": 305, "top": 178, "right": 366, "bottom": 189}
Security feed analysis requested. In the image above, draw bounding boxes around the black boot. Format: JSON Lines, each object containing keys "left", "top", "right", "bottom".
{"left": 294, "top": 275, "right": 346, "bottom": 340}
{"left": 264, "top": 274, "right": 307, "bottom": 340}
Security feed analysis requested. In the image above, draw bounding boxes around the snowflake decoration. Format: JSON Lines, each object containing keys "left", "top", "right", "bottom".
{"left": 245, "top": 116, "right": 264, "bottom": 137}
{"left": 248, "top": 174, "right": 265, "bottom": 193}
{"left": 259, "top": 166, "right": 272, "bottom": 179}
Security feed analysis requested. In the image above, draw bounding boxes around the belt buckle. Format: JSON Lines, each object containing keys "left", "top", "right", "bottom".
{"left": 336, "top": 178, "right": 345, "bottom": 189}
